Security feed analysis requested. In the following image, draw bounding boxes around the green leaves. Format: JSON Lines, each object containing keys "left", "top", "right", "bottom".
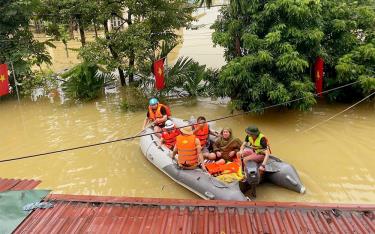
{"left": 276, "top": 52, "right": 309, "bottom": 74}
{"left": 0, "top": 0, "right": 51, "bottom": 89}
{"left": 61, "top": 62, "right": 110, "bottom": 101}
{"left": 213, "top": 0, "right": 375, "bottom": 111}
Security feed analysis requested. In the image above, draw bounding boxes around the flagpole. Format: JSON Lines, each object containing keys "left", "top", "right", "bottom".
{"left": 10, "top": 61, "right": 20, "bottom": 103}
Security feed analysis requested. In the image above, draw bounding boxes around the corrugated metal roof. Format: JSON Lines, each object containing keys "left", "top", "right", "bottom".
{"left": 0, "top": 178, "right": 41, "bottom": 192}
{"left": 15, "top": 194, "right": 375, "bottom": 234}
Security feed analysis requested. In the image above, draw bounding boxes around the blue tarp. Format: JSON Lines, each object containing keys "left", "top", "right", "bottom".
{"left": 0, "top": 190, "right": 50, "bottom": 234}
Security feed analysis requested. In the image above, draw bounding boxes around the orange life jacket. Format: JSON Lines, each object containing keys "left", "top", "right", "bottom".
{"left": 205, "top": 162, "right": 240, "bottom": 175}
{"left": 194, "top": 123, "right": 209, "bottom": 147}
{"left": 176, "top": 135, "right": 198, "bottom": 167}
{"left": 148, "top": 103, "right": 171, "bottom": 121}
{"left": 161, "top": 128, "right": 180, "bottom": 149}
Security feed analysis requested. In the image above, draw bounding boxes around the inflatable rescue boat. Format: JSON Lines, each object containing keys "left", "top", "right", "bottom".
{"left": 139, "top": 118, "right": 305, "bottom": 201}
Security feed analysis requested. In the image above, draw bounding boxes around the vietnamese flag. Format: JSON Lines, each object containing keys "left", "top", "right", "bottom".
{"left": 153, "top": 58, "right": 165, "bottom": 90}
{"left": 314, "top": 57, "right": 324, "bottom": 97}
{"left": 0, "top": 64, "right": 9, "bottom": 97}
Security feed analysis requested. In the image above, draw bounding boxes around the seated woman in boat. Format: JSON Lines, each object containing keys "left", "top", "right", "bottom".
{"left": 211, "top": 128, "right": 242, "bottom": 163}
{"left": 159, "top": 120, "right": 180, "bottom": 150}
{"left": 193, "top": 116, "right": 219, "bottom": 160}
{"left": 142, "top": 98, "right": 171, "bottom": 138}
{"left": 171, "top": 126, "right": 204, "bottom": 170}
{"left": 237, "top": 125, "right": 270, "bottom": 172}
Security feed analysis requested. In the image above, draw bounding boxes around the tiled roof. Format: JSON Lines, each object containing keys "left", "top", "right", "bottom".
{"left": 15, "top": 194, "right": 375, "bottom": 234}
{"left": 0, "top": 178, "right": 41, "bottom": 192}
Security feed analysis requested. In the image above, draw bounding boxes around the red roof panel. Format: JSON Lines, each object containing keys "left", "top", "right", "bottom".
{"left": 14, "top": 194, "right": 375, "bottom": 234}
{"left": 0, "top": 178, "right": 41, "bottom": 192}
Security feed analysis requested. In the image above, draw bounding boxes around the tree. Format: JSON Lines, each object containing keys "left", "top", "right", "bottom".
{"left": 37, "top": 0, "right": 99, "bottom": 47}
{"left": 212, "top": 0, "right": 322, "bottom": 111}
{"left": 0, "top": 0, "right": 51, "bottom": 88}
{"left": 80, "top": 0, "right": 194, "bottom": 86}
{"left": 320, "top": 0, "right": 375, "bottom": 101}
{"left": 212, "top": 0, "right": 375, "bottom": 111}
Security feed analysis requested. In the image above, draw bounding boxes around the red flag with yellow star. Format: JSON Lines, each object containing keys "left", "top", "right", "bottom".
{"left": 0, "top": 64, "right": 9, "bottom": 96}
{"left": 153, "top": 58, "right": 165, "bottom": 90}
{"left": 314, "top": 57, "right": 324, "bottom": 97}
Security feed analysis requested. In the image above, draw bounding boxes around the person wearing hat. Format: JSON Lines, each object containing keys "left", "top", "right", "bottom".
{"left": 237, "top": 125, "right": 270, "bottom": 172}
{"left": 142, "top": 98, "right": 171, "bottom": 137}
{"left": 159, "top": 120, "right": 181, "bottom": 150}
{"left": 172, "top": 125, "right": 204, "bottom": 170}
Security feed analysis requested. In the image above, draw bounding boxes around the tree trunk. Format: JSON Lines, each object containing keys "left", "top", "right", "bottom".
{"left": 103, "top": 21, "right": 126, "bottom": 86}
{"left": 235, "top": 35, "right": 241, "bottom": 57}
{"left": 77, "top": 16, "right": 86, "bottom": 46}
{"left": 93, "top": 20, "right": 98, "bottom": 38}
{"left": 127, "top": 11, "right": 135, "bottom": 84}
{"left": 68, "top": 20, "right": 74, "bottom": 39}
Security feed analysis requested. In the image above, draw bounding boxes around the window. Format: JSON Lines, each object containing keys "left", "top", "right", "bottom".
{"left": 111, "top": 17, "right": 123, "bottom": 29}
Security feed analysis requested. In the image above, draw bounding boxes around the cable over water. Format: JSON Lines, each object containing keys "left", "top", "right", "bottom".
{"left": 0, "top": 80, "right": 372, "bottom": 163}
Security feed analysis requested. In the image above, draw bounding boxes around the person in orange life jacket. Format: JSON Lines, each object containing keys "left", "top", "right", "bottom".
{"left": 237, "top": 125, "right": 270, "bottom": 172}
{"left": 171, "top": 126, "right": 204, "bottom": 170}
{"left": 142, "top": 98, "right": 169, "bottom": 138}
{"left": 159, "top": 120, "right": 181, "bottom": 150}
{"left": 193, "top": 116, "right": 219, "bottom": 160}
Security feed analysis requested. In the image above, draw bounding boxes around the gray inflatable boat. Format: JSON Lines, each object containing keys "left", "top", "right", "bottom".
{"left": 140, "top": 118, "right": 248, "bottom": 201}
{"left": 241, "top": 155, "right": 306, "bottom": 198}
{"left": 140, "top": 118, "right": 305, "bottom": 201}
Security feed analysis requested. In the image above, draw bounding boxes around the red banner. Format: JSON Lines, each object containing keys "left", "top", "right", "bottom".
{"left": 153, "top": 58, "right": 165, "bottom": 90}
{"left": 314, "top": 57, "right": 324, "bottom": 97}
{"left": 0, "top": 64, "right": 9, "bottom": 97}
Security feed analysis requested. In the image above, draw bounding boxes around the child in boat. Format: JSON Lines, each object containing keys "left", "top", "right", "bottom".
{"left": 159, "top": 120, "right": 180, "bottom": 150}
{"left": 211, "top": 128, "right": 242, "bottom": 163}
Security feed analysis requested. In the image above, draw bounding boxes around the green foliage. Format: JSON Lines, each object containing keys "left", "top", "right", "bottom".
{"left": 162, "top": 57, "right": 218, "bottom": 97}
{"left": 212, "top": 0, "right": 321, "bottom": 111}
{"left": 212, "top": 0, "right": 375, "bottom": 111}
{"left": 20, "top": 69, "right": 58, "bottom": 96}
{"left": 61, "top": 62, "right": 113, "bottom": 101}
{"left": 79, "top": 0, "right": 194, "bottom": 85}
{"left": 335, "top": 41, "right": 375, "bottom": 96}
{"left": 0, "top": 0, "right": 51, "bottom": 83}
{"left": 120, "top": 86, "right": 148, "bottom": 112}
{"left": 321, "top": 0, "right": 375, "bottom": 101}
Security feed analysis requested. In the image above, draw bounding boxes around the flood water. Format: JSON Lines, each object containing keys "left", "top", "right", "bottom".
{"left": 2, "top": 5, "right": 373, "bottom": 204}
{"left": 0, "top": 96, "right": 374, "bottom": 204}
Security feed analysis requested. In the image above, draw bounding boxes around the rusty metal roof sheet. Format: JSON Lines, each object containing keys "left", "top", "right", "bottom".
{"left": 15, "top": 194, "right": 375, "bottom": 234}
{"left": 0, "top": 178, "right": 41, "bottom": 192}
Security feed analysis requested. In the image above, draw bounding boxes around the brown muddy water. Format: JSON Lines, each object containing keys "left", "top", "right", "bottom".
{"left": 0, "top": 96, "right": 374, "bottom": 204}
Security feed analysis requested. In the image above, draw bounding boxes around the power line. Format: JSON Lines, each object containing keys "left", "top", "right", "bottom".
{"left": 0, "top": 80, "right": 371, "bottom": 164}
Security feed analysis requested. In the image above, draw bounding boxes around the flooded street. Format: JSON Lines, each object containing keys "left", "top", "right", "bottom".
{"left": 0, "top": 96, "right": 374, "bottom": 204}
{"left": 2, "top": 5, "right": 373, "bottom": 204}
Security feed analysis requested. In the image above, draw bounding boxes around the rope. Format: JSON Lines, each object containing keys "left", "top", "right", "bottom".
{"left": 301, "top": 91, "right": 375, "bottom": 133}
{"left": 0, "top": 80, "right": 371, "bottom": 163}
